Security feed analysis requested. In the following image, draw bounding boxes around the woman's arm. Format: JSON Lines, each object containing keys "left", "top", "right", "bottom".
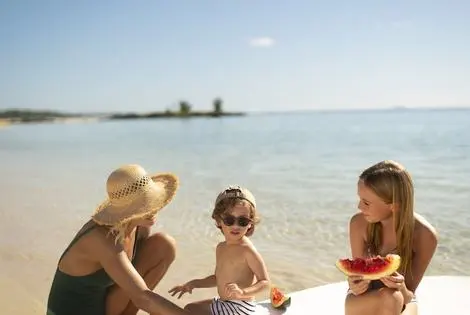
{"left": 89, "top": 230, "right": 187, "bottom": 315}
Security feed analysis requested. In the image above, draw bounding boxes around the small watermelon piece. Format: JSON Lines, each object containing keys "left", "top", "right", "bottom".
{"left": 335, "top": 254, "right": 401, "bottom": 280}
{"left": 270, "top": 286, "right": 291, "bottom": 309}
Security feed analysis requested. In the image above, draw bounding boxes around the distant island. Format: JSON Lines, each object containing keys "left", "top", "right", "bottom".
{"left": 0, "top": 98, "right": 246, "bottom": 125}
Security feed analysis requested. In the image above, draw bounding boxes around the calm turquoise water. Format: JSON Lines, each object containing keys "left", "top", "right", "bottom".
{"left": 1, "top": 109, "right": 469, "bottom": 313}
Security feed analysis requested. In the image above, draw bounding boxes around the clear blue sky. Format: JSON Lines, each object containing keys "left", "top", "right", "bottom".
{"left": 1, "top": 0, "right": 469, "bottom": 113}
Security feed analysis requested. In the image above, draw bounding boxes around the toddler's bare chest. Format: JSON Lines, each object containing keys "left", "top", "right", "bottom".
{"left": 217, "top": 248, "right": 248, "bottom": 270}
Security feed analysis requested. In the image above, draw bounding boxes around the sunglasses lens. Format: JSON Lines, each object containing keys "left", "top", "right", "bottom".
{"left": 238, "top": 217, "right": 251, "bottom": 227}
{"left": 222, "top": 215, "right": 235, "bottom": 226}
{"left": 222, "top": 215, "right": 251, "bottom": 227}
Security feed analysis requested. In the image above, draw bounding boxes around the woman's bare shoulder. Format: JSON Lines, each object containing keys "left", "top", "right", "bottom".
{"left": 414, "top": 213, "right": 438, "bottom": 238}
{"left": 81, "top": 225, "right": 122, "bottom": 255}
{"left": 59, "top": 222, "right": 120, "bottom": 268}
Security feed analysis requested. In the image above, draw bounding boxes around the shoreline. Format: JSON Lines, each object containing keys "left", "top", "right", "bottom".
{"left": 0, "top": 119, "right": 11, "bottom": 127}
{"left": 0, "top": 109, "right": 247, "bottom": 127}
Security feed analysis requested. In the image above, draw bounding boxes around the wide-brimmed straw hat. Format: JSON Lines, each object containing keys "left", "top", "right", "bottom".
{"left": 91, "top": 164, "right": 179, "bottom": 226}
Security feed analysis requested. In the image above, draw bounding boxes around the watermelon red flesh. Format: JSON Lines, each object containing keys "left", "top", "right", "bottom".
{"left": 345, "top": 256, "right": 389, "bottom": 273}
{"left": 336, "top": 254, "right": 401, "bottom": 279}
{"left": 271, "top": 288, "right": 284, "bottom": 305}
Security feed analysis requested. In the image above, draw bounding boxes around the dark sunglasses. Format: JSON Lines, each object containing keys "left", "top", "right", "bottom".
{"left": 221, "top": 215, "right": 252, "bottom": 227}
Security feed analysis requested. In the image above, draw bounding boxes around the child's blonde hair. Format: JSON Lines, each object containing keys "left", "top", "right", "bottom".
{"left": 360, "top": 160, "right": 415, "bottom": 277}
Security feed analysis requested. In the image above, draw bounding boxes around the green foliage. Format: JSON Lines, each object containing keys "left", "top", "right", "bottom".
{"left": 179, "top": 101, "right": 191, "bottom": 115}
{"left": 213, "top": 98, "right": 223, "bottom": 114}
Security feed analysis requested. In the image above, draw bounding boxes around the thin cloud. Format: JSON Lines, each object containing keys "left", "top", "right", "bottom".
{"left": 249, "top": 37, "right": 276, "bottom": 47}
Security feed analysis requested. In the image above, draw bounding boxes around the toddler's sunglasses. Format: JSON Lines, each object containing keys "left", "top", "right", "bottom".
{"left": 221, "top": 215, "right": 252, "bottom": 227}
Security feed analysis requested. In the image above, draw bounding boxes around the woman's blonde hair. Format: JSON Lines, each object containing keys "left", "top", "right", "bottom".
{"left": 109, "top": 221, "right": 132, "bottom": 245}
{"left": 360, "top": 160, "right": 415, "bottom": 277}
{"left": 106, "top": 215, "right": 149, "bottom": 245}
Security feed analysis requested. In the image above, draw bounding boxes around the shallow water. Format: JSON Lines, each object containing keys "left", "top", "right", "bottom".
{"left": 1, "top": 109, "right": 469, "bottom": 314}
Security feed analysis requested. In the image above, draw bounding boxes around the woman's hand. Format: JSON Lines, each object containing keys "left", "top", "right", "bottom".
{"left": 347, "top": 276, "right": 370, "bottom": 296}
{"left": 168, "top": 281, "right": 195, "bottom": 299}
{"left": 380, "top": 272, "right": 405, "bottom": 290}
{"left": 225, "top": 283, "right": 245, "bottom": 300}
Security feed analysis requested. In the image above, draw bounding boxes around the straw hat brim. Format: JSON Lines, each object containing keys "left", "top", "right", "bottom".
{"left": 91, "top": 172, "right": 179, "bottom": 226}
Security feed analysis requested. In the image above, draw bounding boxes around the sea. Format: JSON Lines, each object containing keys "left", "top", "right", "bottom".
{"left": 0, "top": 108, "right": 469, "bottom": 314}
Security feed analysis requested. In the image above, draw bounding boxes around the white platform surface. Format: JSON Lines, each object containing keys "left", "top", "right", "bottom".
{"left": 255, "top": 276, "right": 469, "bottom": 314}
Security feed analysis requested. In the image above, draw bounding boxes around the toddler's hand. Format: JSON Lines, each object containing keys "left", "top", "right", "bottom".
{"left": 168, "top": 281, "right": 194, "bottom": 299}
{"left": 347, "top": 276, "right": 370, "bottom": 296}
{"left": 225, "top": 283, "right": 245, "bottom": 300}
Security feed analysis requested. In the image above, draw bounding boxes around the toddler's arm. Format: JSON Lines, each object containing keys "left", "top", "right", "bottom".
{"left": 242, "top": 247, "right": 270, "bottom": 297}
{"left": 168, "top": 274, "right": 217, "bottom": 299}
{"left": 190, "top": 274, "right": 217, "bottom": 288}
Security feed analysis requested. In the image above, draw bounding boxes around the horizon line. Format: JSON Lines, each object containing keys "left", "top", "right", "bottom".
{"left": 1, "top": 105, "right": 470, "bottom": 116}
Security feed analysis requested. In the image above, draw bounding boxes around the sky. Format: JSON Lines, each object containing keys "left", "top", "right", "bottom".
{"left": 1, "top": 0, "right": 469, "bottom": 113}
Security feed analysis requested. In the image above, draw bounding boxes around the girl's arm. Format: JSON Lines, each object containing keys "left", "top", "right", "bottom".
{"left": 349, "top": 212, "right": 368, "bottom": 258}
{"left": 242, "top": 246, "right": 270, "bottom": 297}
{"left": 381, "top": 218, "right": 438, "bottom": 303}
{"left": 406, "top": 220, "right": 438, "bottom": 293}
{"left": 347, "top": 213, "right": 372, "bottom": 295}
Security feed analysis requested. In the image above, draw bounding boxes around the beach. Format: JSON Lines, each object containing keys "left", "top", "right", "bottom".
{"left": 1, "top": 109, "right": 469, "bottom": 314}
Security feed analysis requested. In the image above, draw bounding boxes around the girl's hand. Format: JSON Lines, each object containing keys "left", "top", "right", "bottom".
{"left": 380, "top": 272, "right": 405, "bottom": 290}
{"left": 225, "top": 283, "right": 245, "bottom": 299}
{"left": 168, "top": 281, "right": 195, "bottom": 299}
{"left": 347, "top": 276, "right": 370, "bottom": 296}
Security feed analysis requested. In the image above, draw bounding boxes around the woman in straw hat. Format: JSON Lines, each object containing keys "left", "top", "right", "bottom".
{"left": 46, "top": 164, "right": 195, "bottom": 315}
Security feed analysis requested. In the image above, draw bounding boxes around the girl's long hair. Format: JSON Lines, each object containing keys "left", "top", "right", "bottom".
{"left": 360, "top": 160, "right": 415, "bottom": 277}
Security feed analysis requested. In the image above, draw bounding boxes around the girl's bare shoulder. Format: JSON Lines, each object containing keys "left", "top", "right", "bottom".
{"left": 350, "top": 212, "right": 368, "bottom": 230}
{"left": 413, "top": 213, "right": 438, "bottom": 248}
{"left": 414, "top": 213, "right": 438, "bottom": 237}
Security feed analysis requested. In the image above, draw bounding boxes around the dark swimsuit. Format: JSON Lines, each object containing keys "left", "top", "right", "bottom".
{"left": 46, "top": 225, "right": 139, "bottom": 315}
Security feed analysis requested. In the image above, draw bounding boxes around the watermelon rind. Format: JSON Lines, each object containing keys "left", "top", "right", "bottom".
{"left": 335, "top": 254, "right": 401, "bottom": 280}
{"left": 272, "top": 296, "right": 291, "bottom": 310}
{"left": 270, "top": 287, "right": 291, "bottom": 309}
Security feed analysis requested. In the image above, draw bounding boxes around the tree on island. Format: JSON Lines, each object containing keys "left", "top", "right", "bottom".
{"left": 213, "top": 97, "right": 223, "bottom": 115}
{"left": 178, "top": 101, "right": 191, "bottom": 115}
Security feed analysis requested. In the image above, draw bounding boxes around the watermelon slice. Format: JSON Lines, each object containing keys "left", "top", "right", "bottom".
{"left": 270, "top": 286, "right": 291, "bottom": 309}
{"left": 335, "top": 254, "right": 401, "bottom": 280}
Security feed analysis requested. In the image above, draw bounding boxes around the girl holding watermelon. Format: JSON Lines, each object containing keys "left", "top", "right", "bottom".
{"left": 345, "top": 160, "right": 438, "bottom": 315}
